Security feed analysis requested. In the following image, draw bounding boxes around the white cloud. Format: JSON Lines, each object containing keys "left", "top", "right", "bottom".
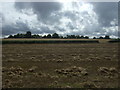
{"left": 53, "top": 2, "right": 100, "bottom": 36}
{"left": 1, "top": 2, "right": 118, "bottom": 38}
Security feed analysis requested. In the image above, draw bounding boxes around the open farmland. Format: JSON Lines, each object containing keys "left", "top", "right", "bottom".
{"left": 2, "top": 40, "right": 119, "bottom": 88}
{"left": 2, "top": 39, "right": 99, "bottom": 44}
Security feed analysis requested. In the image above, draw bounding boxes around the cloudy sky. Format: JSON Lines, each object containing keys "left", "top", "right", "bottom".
{"left": 0, "top": 0, "right": 119, "bottom": 38}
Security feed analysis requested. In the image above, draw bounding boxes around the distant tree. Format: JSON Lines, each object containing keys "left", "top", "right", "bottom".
{"left": 64, "top": 36, "right": 67, "bottom": 39}
{"left": 76, "top": 35, "right": 80, "bottom": 39}
{"left": 13, "top": 35, "right": 18, "bottom": 38}
{"left": 25, "top": 31, "right": 32, "bottom": 38}
{"left": 32, "top": 35, "right": 36, "bottom": 38}
{"left": 21, "top": 34, "right": 26, "bottom": 38}
{"left": 42, "top": 35, "right": 47, "bottom": 38}
{"left": 7, "top": 31, "right": 111, "bottom": 40}
{"left": 80, "top": 35, "right": 84, "bottom": 39}
{"left": 59, "top": 36, "right": 63, "bottom": 39}
{"left": 52, "top": 33, "right": 59, "bottom": 38}
{"left": 104, "top": 35, "right": 110, "bottom": 39}
{"left": 47, "top": 34, "right": 52, "bottom": 38}
{"left": 32, "top": 34, "right": 41, "bottom": 38}
{"left": 93, "top": 37, "right": 96, "bottom": 39}
{"left": 66, "top": 35, "right": 69, "bottom": 38}
{"left": 66, "top": 35, "right": 70, "bottom": 39}
{"left": 99, "top": 36, "right": 104, "bottom": 39}
{"left": 20, "top": 34, "right": 26, "bottom": 38}
{"left": 15, "top": 33, "right": 25, "bottom": 38}
{"left": 84, "top": 36, "right": 89, "bottom": 39}
{"left": 8, "top": 35, "right": 13, "bottom": 38}
{"left": 71, "top": 35, "right": 76, "bottom": 38}
{"left": 15, "top": 33, "right": 20, "bottom": 38}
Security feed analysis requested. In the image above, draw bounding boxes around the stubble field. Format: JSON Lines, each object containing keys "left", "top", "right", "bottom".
{"left": 2, "top": 42, "right": 119, "bottom": 88}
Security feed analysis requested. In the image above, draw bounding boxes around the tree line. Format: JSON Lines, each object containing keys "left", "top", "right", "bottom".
{"left": 8, "top": 31, "right": 110, "bottom": 39}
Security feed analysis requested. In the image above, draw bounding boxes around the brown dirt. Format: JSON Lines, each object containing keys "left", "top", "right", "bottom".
{"left": 2, "top": 43, "right": 119, "bottom": 88}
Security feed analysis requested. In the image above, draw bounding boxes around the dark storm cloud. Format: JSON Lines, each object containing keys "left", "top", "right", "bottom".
{"left": 2, "top": 22, "right": 30, "bottom": 36}
{"left": 91, "top": 2, "right": 118, "bottom": 27}
{"left": 2, "top": 22, "right": 55, "bottom": 36}
{"left": 15, "top": 2, "right": 62, "bottom": 24}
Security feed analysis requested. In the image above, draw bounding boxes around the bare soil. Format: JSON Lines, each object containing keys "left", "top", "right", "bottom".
{"left": 2, "top": 43, "right": 119, "bottom": 88}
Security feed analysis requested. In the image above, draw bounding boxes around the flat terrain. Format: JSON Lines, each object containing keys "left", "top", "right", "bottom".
{"left": 2, "top": 38, "right": 110, "bottom": 42}
{"left": 2, "top": 42, "right": 119, "bottom": 88}
{"left": 2, "top": 39, "right": 100, "bottom": 44}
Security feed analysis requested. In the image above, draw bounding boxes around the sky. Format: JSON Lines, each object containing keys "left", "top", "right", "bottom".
{"left": 0, "top": 0, "right": 119, "bottom": 38}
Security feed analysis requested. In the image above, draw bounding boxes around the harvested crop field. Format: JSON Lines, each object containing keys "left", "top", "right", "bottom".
{"left": 2, "top": 42, "right": 119, "bottom": 88}
{"left": 2, "top": 39, "right": 99, "bottom": 44}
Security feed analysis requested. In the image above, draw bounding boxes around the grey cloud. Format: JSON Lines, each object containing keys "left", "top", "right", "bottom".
{"left": 91, "top": 2, "right": 118, "bottom": 27}
{"left": 39, "top": 26, "right": 55, "bottom": 34}
{"left": 15, "top": 2, "right": 31, "bottom": 10}
{"left": 2, "top": 22, "right": 30, "bottom": 36}
{"left": 2, "top": 22, "right": 55, "bottom": 36}
{"left": 15, "top": 2, "right": 62, "bottom": 24}
{"left": 54, "top": 25, "right": 66, "bottom": 32}
{"left": 1, "top": 2, "right": 118, "bottom": 38}
{"left": 64, "top": 11, "right": 76, "bottom": 19}
{"left": 0, "top": 13, "right": 4, "bottom": 22}
{"left": 67, "top": 22, "right": 75, "bottom": 30}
